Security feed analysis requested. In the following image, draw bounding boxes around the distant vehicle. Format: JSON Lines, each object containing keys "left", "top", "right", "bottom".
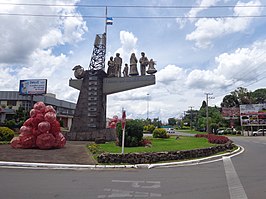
{"left": 167, "top": 128, "right": 175, "bottom": 133}
{"left": 217, "top": 129, "right": 224, "bottom": 135}
{"left": 217, "top": 128, "right": 236, "bottom": 135}
{"left": 252, "top": 129, "right": 265, "bottom": 136}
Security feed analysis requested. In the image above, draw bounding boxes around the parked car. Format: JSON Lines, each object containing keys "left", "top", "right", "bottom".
{"left": 217, "top": 129, "right": 224, "bottom": 135}
{"left": 167, "top": 128, "right": 175, "bottom": 133}
{"left": 217, "top": 128, "right": 236, "bottom": 135}
{"left": 252, "top": 129, "right": 265, "bottom": 136}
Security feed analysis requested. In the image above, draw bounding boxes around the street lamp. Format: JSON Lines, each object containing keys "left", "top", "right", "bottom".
{"left": 147, "top": 93, "right": 149, "bottom": 120}
{"left": 189, "top": 106, "right": 194, "bottom": 130}
{"left": 205, "top": 93, "right": 214, "bottom": 133}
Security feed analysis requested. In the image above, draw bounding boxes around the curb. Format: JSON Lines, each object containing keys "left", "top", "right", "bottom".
{"left": 0, "top": 145, "right": 243, "bottom": 170}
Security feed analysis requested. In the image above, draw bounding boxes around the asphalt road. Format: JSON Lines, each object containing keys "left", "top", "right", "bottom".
{"left": 0, "top": 136, "right": 265, "bottom": 199}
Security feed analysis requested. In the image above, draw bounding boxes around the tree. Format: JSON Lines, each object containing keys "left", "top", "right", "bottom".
{"left": 251, "top": 88, "right": 266, "bottom": 104}
{"left": 221, "top": 94, "right": 239, "bottom": 107}
{"left": 231, "top": 87, "right": 252, "bottom": 104}
{"left": 116, "top": 119, "right": 143, "bottom": 147}
{"left": 168, "top": 118, "right": 176, "bottom": 125}
{"left": 201, "top": 100, "right": 207, "bottom": 109}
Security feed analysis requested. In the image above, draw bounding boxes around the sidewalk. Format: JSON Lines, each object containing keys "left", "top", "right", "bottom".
{"left": 0, "top": 142, "right": 243, "bottom": 169}
{"left": 0, "top": 141, "right": 97, "bottom": 165}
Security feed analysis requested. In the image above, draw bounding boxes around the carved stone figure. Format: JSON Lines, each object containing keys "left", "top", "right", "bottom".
{"left": 129, "top": 53, "right": 139, "bottom": 76}
{"left": 147, "top": 59, "right": 157, "bottom": 75}
{"left": 139, "top": 52, "right": 149, "bottom": 76}
{"left": 123, "top": 63, "right": 129, "bottom": 77}
{"left": 107, "top": 56, "right": 115, "bottom": 77}
{"left": 72, "top": 65, "right": 85, "bottom": 79}
{"left": 114, "top": 53, "right": 122, "bottom": 77}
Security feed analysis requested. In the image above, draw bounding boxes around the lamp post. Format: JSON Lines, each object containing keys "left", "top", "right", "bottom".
{"left": 147, "top": 93, "right": 149, "bottom": 120}
{"left": 205, "top": 93, "right": 214, "bottom": 133}
{"left": 189, "top": 106, "right": 194, "bottom": 130}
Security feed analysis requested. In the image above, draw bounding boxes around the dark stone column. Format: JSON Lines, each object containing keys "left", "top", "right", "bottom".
{"left": 67, "top": 70, "right": 116, "bottom": 141}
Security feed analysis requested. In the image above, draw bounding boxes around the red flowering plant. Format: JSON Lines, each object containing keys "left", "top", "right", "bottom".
{"left": 139, "top": 138, "right": 152, "bottom": 147}
{"left": 195, "top": 134, "right": 230, "bottom": 144}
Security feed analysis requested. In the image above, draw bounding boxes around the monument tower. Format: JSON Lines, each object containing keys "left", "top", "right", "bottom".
{"left": 67, "top": 15, "right": 156, "bottom": 141}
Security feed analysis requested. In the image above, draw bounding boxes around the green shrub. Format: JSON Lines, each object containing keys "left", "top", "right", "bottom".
{"left": 4, "top": 120, "right": 16, "bottom": 129}
{"left": 87, "top": 143, "right": 103, "bottom": 154}
{"left": 116, "top": 119, "right": 144, "bottom": 147}
{"left": 152, "top": 128, "right": 169, "bottom": 138}
{"left": 0, "top": 127, "right": 15, "bottom": 141}
{"left": 143, "top": 124, "right": 156, "bottom": 134}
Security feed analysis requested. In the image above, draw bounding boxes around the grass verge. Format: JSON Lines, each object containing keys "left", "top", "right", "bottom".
{"left": 88, "top": 136, "right": 217, "bottom": 155}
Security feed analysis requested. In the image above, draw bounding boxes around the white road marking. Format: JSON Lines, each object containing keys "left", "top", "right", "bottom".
{"left": 98, "top": 180, "right": 162, "bottom": 198}
{"left": 111, "top": 180, "right": 160, "bottom": 188}
{"left": 223, "top": 157, "right": 248, "bottom": 199}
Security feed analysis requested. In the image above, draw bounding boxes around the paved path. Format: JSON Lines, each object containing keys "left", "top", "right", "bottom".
{"left": 0, "top": 141, "right": 96, "bottom": 165}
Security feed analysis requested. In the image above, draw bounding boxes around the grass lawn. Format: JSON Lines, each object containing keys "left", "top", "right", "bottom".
{"left": 93, "top": 136, "right": 217, "bottom": 154}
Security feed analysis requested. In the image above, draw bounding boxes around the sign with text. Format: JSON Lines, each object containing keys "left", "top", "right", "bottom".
{"left": 19, "top": 79, "right": 47, "bottom": 95}
{"left": 222, "top": 107, "right": 240, "bottom": 119}
{"left": 240, "top": 104, "right": 266, "bottom": 126}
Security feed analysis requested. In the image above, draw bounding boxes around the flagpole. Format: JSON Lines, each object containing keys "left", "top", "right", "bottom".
{"left": 105, "top": 6, "right": 107, "bottom": 35}
{"left": 121, "top": 108, "right": 125, "bottom": 154}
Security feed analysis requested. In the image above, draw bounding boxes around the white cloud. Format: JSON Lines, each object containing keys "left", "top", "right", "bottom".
{"left": 187, "top": 0, "right": 220, "bottom": 19}
{"left": 17, "top": 48, "right": 68, "bottom": 78}
{"left": 186, "top": 0, "right": 263, "bottom": 48}
{"left": 186, "top": 39, "right": 266, "bottom": 90}
{"left": 113, "top": 31, "right": 138, "bottom": 64}
{"left": 176, "top": 0, "right": 220, "bottom": 28}
{"left": 157, "top": 64, "right": 184, "bottom": 84}
{"left": 0, "top": 66, "right": 17, "bottom": 90}
{"left": 186, "top": 69, "right": 231, "bottom": 89}
{"left": 0, "top": 0, "right": 87, "bottom": 64}
{"left": 215, "top": 40, "right": 266, "bottom": 81}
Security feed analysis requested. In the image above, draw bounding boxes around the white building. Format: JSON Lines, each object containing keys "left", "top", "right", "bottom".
{"left": 0, "top": 91, "right": 76, "bottom": 130}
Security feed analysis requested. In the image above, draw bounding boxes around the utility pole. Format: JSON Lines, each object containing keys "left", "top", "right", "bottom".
{"left": 189, "top": 106, "right": 194, "bottom": 130}
{"left": 205, "top": 93, "right": 214, "bottom": 133}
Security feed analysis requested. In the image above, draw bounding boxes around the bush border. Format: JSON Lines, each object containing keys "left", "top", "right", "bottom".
{"left": 97, "top": 141, "right": 234, "bottom": 164}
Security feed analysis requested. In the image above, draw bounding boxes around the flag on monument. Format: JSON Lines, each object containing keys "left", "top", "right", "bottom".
{"left": 106, "top": 17, "right": 113, "bottom": 25}
{"left": 121, "top": 109, "right": 126, "bottom": 130}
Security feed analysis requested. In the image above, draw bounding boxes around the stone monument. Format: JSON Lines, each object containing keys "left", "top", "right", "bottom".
{"left": 67, "top": 33, "right": 157, "bottom": 141}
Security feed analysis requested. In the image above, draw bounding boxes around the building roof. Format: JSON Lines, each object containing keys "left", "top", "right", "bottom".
{"left": 0, "top": 91, "right": 76, "bottom": 110}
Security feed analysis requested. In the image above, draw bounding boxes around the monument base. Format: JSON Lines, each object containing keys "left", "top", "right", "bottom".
{"left": 65, "top": 128, "right": 116, "bottom": 141}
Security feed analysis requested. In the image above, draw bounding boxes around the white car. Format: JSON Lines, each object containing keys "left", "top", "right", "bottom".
{"left": 252, "top": 129, "right": 265, "bottom": 136}
{"left": 167, "top": 128, "right": 175, "bottom": 133}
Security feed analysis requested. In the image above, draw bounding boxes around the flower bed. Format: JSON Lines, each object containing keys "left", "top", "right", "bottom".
{"left": 195, "top": 133, "right": 230, "bottom": 144}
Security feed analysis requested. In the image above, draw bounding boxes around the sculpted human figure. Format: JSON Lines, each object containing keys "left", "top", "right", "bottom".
{"left": 123, "top": 63, "right": 129, "bottom": 77}
{"left": 107, "top": 56, "right": 115, "bottom": 77}
{"left": 114, "top": 53, "right": 122, "bottom": 77}
{"left": 146, "top": 59, "right": 157, "bottom": 75}
{"left": 129, "top": 53, "right": 139, "bottom": 76}
{"left": 139, "top": 52, "right": 149, "bottom": 76}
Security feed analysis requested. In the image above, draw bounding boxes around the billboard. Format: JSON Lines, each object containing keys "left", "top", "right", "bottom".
{"left": 240, "top": 104, "right": 266, "bottom": 126}
{"left": 221, "top": 107, "right": 240, "bottom": 119}
{"left": 19, "top": 79, "right": 47, "bottom": 95}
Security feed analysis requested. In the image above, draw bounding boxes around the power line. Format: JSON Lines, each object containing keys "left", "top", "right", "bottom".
{"left": 0, "top": 2, "right": 266, "bottom": 9}
{"left": 0, "top": 13, "right": 266, "bottom": 19}
{"left": 0, "top": 3, "right": 266, "bottom": 9}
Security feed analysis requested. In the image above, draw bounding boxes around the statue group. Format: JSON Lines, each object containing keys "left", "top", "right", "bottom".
{"left": 107, "top": 52, "right": 157, "bottom": 78}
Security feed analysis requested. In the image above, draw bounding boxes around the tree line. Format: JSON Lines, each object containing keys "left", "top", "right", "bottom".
{"left": 168, "top": 87, "right": 266, "bottom": 132}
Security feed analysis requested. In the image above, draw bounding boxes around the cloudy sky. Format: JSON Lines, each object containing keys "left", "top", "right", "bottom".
{"left": 1, "top": 0, "right": 266, "bottom": 122}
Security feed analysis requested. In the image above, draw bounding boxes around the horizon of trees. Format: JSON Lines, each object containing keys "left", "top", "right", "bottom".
{"left": 168, "top": 87, "right": 266, "bottom": 131}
